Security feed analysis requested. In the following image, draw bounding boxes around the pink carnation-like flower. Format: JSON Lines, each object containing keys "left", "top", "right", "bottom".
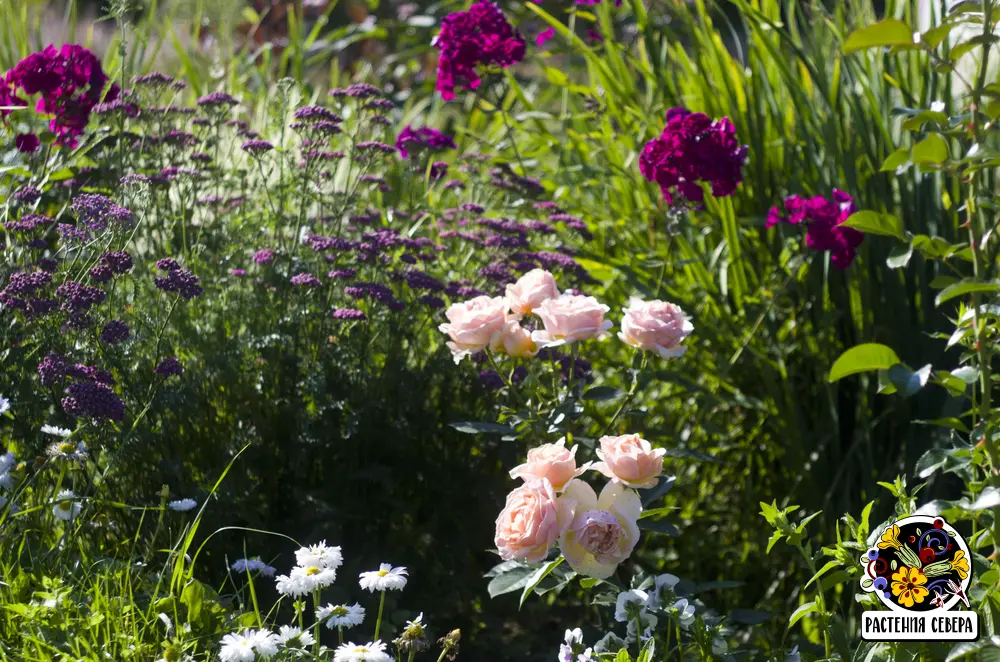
{"left": 434, "top": 1, "right": 526, "bottom": 101}
{"left": 767, "top": 189, "right": 863, "bottom": 269}
{"left": 531, "top": 294, "right": 612, "bottom": 349}
{"left": 438, "top": 295, "right": 509, "bottom": 363}
{"left": 639, "top": 107, "right": 747, "bottom": 206}
{"left": 495, "top": 478, "right": 568, "bottom": 562}
{"left": 593, "top": 433, "right": 666, "bottom": 489}
{"left": 618, "top": 297, "right": 693, "bottom": 358}
{"left": 509, "top": 438, "right": 589, "bottom": 492}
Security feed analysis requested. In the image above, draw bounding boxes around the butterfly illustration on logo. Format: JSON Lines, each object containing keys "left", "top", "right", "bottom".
{"left": 947, "top": 579, "right": 971, "bottom": 609}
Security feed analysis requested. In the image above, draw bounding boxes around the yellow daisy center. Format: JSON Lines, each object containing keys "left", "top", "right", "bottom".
{"left": 305, "top": 566, "right": 320, "bottom": 576}
{"left": 332, "top": 606, "right": 348, "bottom": 616}
{"left": 377, "top": 569, "right": 390, "bottom": 577}
{"left": 58, "top": 443, "right": 76, "bottom": 454}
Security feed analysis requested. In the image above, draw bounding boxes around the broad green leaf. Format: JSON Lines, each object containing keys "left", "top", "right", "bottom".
{"left": 788, "top": 601, "right": 819, "bottom": 627}
{"left": 843, "top": 20, "right": 915, "bottom": 53}
{"left": 935, "top": 280, "right": 1000, "bottom": 306}
{"left": 841, "top": 211, "right": 906, "bottom": 240}
{"left": 615, "top": 649, "right": 632, "bottom": 662}
{"left": 487, "top": 565, "right": 534, "bottom": 598}
{"left": 805, "top": 560, "right": 842, "bottom": 590}
{"left": 880, "top": 146, "right": 911, "bottom": 172}
{"left": 582, "top": 386, "right": 624, "bottom": 401}
{"left": 449, "top": 421, "right": 515, "bottom": 435}
{"left": 912, "top": 134, "right": 949, "bottom": 165}
{"left": 886, "top": 242, "right": 913, "bottom": 269}
{"left": 828, "top": 344, "right": 902, "bottom": 382}
{"left": 970, "top": 487, "right": 1000, "bottom": 512}
{"left": 520, "top": 557, "right": 564, "bottom": 608}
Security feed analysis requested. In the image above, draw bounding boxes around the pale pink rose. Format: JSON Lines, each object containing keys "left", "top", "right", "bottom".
{"left": 558, "top": 479, "right": 641, "bottom": 579}
{"left": 494, "top": 478, "right": 567, "bottom": 563}
{"left": 438, "top": 296, "right": 508, "bottom": 363}
{"left": 506, "top": 269, "right": 560, "bottom": 316}
{"left": 593, "top": 434, "right": 666, "bottom": 489}
{"left": 490, "top": 320, "right": 538, "bottom": 358}
{"left": 530, "top": 294, "right": 612, "bottom": 349}
{"left": 618, "top": 297, "right": 693, "bottom": 358}
{"left": 509, "top": 438, "right": 589, "bottom": 491}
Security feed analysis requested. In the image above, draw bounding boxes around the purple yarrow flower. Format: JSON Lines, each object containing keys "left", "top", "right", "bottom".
{"left": 332, "top": 308, "right": 367, "bottom": 320}
{"left": 242, "top": 139, "right": 274, "bottom": 155}
{"left": 62, "top": 381, "right": 125, "bottom": 421}
{"left": 155, "top": 257, "right": 181, "bottom": 272}
{"left": 196, "top": 92, "right": 238, "bottom": 107}
{"left": 154, "top": 268, "right": 203, "bottom": 300}
{"left": 253, "top": 249, "right": 276, "bottom": 264}
{"left": 12, "top": 186, "right": 41, "bottom": 205}
{"left": 342, "top": 83, "right": 382, "bottom": 98}
{"left": 293, "top": 105, "right": 342, "bottom": 123}
{"left": 328, "top": 268, "right": 357, "bottom": 279}
{"left": 120, "top": 173, "right": 150, "bottom": 186}
{"left": 89, "top": 263, "right": 113, "bottom": 283}
{"left": 133, "top": 72, "right": 174, "bottom": 87}
{"left": 100, "top": 250, "right": 133, "bottom": 274}
{"left": 395, "top": 125, "right": 457, "bottom": 159}
{"left": 154, "top": 357, "right": 184, "bottom": 377}
{"left": 231, "top": 269, "right": 246, "bottom": 277}
{"left": 100, "top": 320, "right": 131, "bottom": 345}
{"left": 56, "top": 281, "right": 106, "bottom": 314}
{"left": 419, "top": 294, "right": 445, "bottom": 309}
{"left": 290, "top": 273, "right": 322, "bottom": 287}
{"left": 356, "top": 141, "right": 395, "bottom": 154}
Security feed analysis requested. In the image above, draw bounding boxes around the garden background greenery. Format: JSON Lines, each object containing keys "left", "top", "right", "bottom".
{"left": 1, "top": 0, "right": 997, "bottom": 660}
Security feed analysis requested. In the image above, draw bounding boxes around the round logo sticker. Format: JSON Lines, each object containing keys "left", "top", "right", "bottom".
{"left": 860, "top": 515, "right": 971, "bottom": 612}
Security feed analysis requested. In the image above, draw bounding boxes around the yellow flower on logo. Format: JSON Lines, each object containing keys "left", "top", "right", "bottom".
{"left": 891, "top": 566, "right": 929, "bottom": 608}
{"left": 950, "top": 550, "right": 969, "bottom": 580}
{"left": 878, "top": 524, "right": 903, "bottom": 550}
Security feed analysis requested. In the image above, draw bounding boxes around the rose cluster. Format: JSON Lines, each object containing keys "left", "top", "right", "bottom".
{"left": 3, "top": 44, "right": 119, "bottom": 148}
{"left": 433, "top": 1, "right": 526, "bottom": 101}
{"left": 438, "top": 268, "right": 694, "bottom": 364}
{"left": 766, "top": 189, "right": 864, "bottom": 269}
{"left": 639, "top": 108, "right": 747, "bottom": 206}
{"left": 495, "top": 434, "right": 667, "bottom": 578}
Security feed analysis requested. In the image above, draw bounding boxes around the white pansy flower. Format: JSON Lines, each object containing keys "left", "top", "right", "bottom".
{"left": 615, "top": 589, "right": 649, "bottom": 622}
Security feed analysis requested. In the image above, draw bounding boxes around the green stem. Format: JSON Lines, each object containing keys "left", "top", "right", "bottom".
{"left": 601, "top": 351, "right": 647, "bottom": 436}
{"left": 312, "top": 590, "right": 321, "bottom": 656}
{"left": 373, "top": 590, "right": 386, "bottom": 640}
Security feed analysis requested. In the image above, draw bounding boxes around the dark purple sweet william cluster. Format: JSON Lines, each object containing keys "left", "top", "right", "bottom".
{"left": 434, "top": 1, "right": 525, "bottom": 101}
{"left": 766, "top": 189, "right": 863, "bottom": 269}
{"left": 639, "top": 107, "right": 747, "bottom": 206}
{"left": 3, "top": 44, "right": 119, "bottom": 147}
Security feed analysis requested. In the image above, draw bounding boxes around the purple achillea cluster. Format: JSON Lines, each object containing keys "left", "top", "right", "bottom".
{"left": 639, "top": 107, "right": 747, "bottom": 206}
{"left": 100, "top": 320, "right": 131, "bottom": 345}
{"left": 291, "top": 273, "right": 322, "bottom": 287}
{"left": 0, "top": 270, "right": 54, "bottom": 314}
{"left": 63, "top": 381, "right": 125, "bottom": 420}
{"left": 154, "top": 258, "right": 204, "bottom": 300}
{"left": 12, "top": 186, "right": 41, "bottom": 205}
{"left": 154, "top": 357, "right": 184, "bottom": 377}
{"left": 196, "top": 92, "right": 238, "bottom": 108}
{"left": 328, "top": 268, "right": 357, "bottom": 280}
{"left": 479, "top": 366, "right": 527, "bottom": 391}
{"left": 3, "top": 44, "right": 119, "bottom": 147}
{"left": 396, "top": 125, "right": 457, "bottom": 159}
{"left": 4, "top": 214, "right": 52, "bottom": 233}
{"left": 56, "top": 281, "right": 106, "bottom": 314}
{"left": 71, "top": 193, "right": 133, "bottom": 231}
{"left": 434, "top": 1, "right": 525, "bottom": 101}
{"left": 133, "top": 72, "right": 174, "bottom": 87}
{"left": 293, "top": 105, "right": 342, "bottom": 123}
{"left": 766, "top": 189, "right": 864, "bottom": 269}
{"left": 332, "top": 308, "right": 367, "bottom": 320}
{"left": 242, "top": 139, "right": 274, "bottom": 155}
{"left": 344, "top": 281, "right": 405, "bottom": 311}
{"left": 253, "top": 249, "right": 276, "bottom": 265}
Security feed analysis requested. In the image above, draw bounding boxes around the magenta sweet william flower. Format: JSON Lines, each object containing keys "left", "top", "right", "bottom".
{"left": 536, "top": 27, "right": 555, "bottom": 48}
{"left": 434, "top": 1, "right": 525, "bottom": 101}
{"left": 767, "top": 189, "right": 863, "bottom": 269}
{"left": 396, "top": 125, "right": 457, "bottom": 158}
{"left": 15, "top": 133, "right": 40, "bottom": 153}
{"left": 5, "top": 44, "right": 119, "bottom": 148}
{"left": 639, "top": 107, "right": 747, "bottom": 206}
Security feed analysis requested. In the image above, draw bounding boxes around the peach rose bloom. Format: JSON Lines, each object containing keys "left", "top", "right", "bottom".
{"left": 505, "top": 269, "right": 559, "bottom": 316}
{"left": 438, "top": 295, "right": 508, "bottom": 363}
{"left": 558, "top": 479, "right": 641, "bottom": 579}
{"left": 593, "top": 434, "right": 666, "bottom": 489}
{"left": 509, "top": 438, "right": 589, "bottom": 491}
{"left": 494, "top": 478, "right": 568, "bottom": 563}
{"left": 490, "top": 320, "right": 538, "bottom": 359}
{"left": 618, "top": 297, "right": 693, "bottom": 358}
{"left": 530, "top": 294, "right": 612, "bottom": 349}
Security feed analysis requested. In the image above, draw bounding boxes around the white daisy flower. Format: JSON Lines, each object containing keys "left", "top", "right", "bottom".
{"left": 219, "top": 632, "right": 255, "bottom": 662}
{"left": 333, "top": 640, "right": 391, "bottom": 662}
{"left": 52, "top": 489, "right": 81, "bottom": 521}
{"left": 45, "top": 440, "right": 88, "bottom": 462}
{"left": 615, "top": 590, "right": 649, "bottom": 622}
{"left": 0, "top": 452, "right": 14, "bottom": 473}
{"left": 168, "top": 498, "right": 197, "bottom": 512}
{"left": 359, "top": 563, "right": 408, "bottom": 592}
{"left": 278, "top": 625, "right": 315, "bottom": 648}
{"left": 319, "top": 602, "right": 366, "bottom": 629}
{"left": 403, "top": 612, "right": 425, "bottom": 639}
{"left": 275, "top": 572, "right": 310, "bottom": 597}
{"left": 41, "top": 424, "right": 72, "bottom": 438}
{"left": 232, "top": 557, "right": 276, "bottom": 576}
{"left": 0, "top": 395, "right": 10, "bottom": 416}
{"left": 248, "top": 629, "right": 280, "bottom": 658}
{"left": 295, "top": 540, "right": 343, "bottom": 570}
{"left": 291, "top": 563, "right": 337, "bottom": 590}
